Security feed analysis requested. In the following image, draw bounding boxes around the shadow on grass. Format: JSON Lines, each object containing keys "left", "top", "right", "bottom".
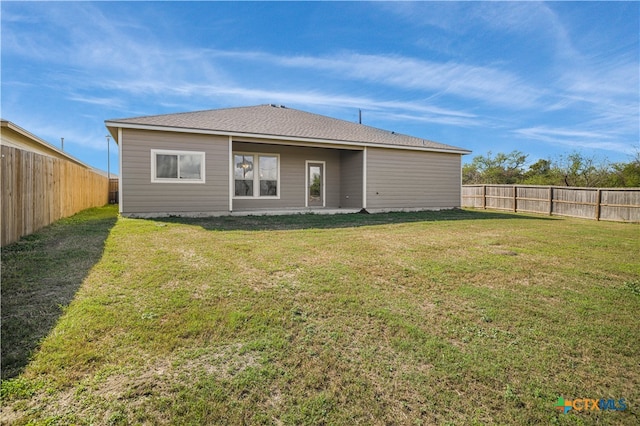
{"left": 1, "top": 206, "right": 118, "bottom": 380}
{"left": 153, "top": 208, "right": 557, "bottom": 232}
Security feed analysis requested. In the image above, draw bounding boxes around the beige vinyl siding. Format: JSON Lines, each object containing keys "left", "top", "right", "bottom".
{"left": 232, "top": 142, "right": 342, "bottom": 210}
{"left": 366, "top": 148, "right": 462, "bottom": 209}
{"left": 119, "top": 128, "right": 462, "bottom": 215}
{"left": 340, "top": 150, "right": 363, "bottom": 208}
{"left": 121, "top": 129, "right": 229, "bottom": 214}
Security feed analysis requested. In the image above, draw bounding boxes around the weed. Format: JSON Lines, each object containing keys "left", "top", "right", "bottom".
{"left": 623, "top": 280, "right": 640, "bottom": 296}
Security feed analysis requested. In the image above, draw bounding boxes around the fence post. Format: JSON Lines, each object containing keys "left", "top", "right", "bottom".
{"left": 513, "top": 185, "right": 518, "bottom": 212}
{"left": 595, "top": 189, "right": 602, "bottom": 221}
{"left": 482, "top": 185, "right": 486, "bottom": 210}
{"left": 548, "top": 186, "right": 553, "bottom": 216}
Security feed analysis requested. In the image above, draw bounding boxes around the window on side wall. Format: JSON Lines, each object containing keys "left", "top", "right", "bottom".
{"left": 151, "top": 149, "right": 205, "bottom": 183}
{"left": 234, "top": 153, "right": 279, "bottom": 198}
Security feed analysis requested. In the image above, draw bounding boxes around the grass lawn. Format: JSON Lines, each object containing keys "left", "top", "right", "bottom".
{"left": 1, "top": 205, "right": 638, "bottom": 425}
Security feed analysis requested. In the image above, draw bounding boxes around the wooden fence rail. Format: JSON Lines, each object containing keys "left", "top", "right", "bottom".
{"left": 1, "top": 145, "right": 109, "bottom": 246}
{"left": 462, "top": 184, "right": 640, "bottom": 222}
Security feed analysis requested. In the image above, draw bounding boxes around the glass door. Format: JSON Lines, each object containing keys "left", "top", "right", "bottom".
{"left": 307, "top": 162, "right": 324, "bottom": 207}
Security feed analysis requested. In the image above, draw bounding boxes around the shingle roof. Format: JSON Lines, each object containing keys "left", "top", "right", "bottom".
{"left": 106, "top": 104, "right": 469, "bottom": 153}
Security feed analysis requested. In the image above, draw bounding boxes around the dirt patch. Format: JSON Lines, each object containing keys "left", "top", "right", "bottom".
{"left": 179, "top": 343, "right": 260, "bottom": 379}
{"left": 493, "top": 249, "right": 519, "bottom": 256}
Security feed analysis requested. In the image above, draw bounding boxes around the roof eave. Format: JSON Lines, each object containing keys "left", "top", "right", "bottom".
{"left": 2, "top": 119, "right": 99, "bottom": 169}
{"left": 104, "top": 121, "right": 472, "bottom": 155}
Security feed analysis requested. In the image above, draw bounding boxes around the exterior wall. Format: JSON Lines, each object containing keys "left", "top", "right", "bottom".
{"left": 121, "top": 129, "right": 229, "bottom": 214}
{"left": 340, "top": 150, "right": 363, "bottom": 208}
{"left": 232, "top": 142, "right": 343, "bottom": 210}
{"left": 366, "top": 148, "right": 462, "bottom": 210}
{"left": 119, "top": 128, "right": 462, "bottom": 215}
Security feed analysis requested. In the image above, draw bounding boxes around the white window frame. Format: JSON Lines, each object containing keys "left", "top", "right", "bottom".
{"left": 151, "top": 149, "right": 206, "bottom": 184}
{"left": 233, "top": 152, "right": 280, "bottom": 199}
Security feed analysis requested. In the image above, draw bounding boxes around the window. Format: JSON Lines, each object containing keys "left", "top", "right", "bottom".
{"left": 151, "top": 150, "right": 205, "bottom": 183}
{"left": 234, "top": 153, "right": 279, "bottom": 198}
{"left": 234, "top": 154, "right": 254, "bottom": 196}
{"left": 259, "top": 155, "right": 278, "bottom": 196}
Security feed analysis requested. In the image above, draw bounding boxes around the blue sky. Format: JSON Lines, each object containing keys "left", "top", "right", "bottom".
{"left": 2, "top": 1, "right": 638, "bottom": 175}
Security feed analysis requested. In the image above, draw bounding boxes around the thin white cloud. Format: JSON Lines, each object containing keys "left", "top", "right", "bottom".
{"left": 559, "top": 58, "right": 639, "bottom": 103}
{"left": 104, "top": 80, "right": 483, "bottom": 127}
{"left": 216, "top": 50, "right": 543, "bottom": 109}
{"left": 379, "top": 1, "right": 574, "bottom": 51}
{"left": 67, "top": 94, "right": 125, "bottom": 109}
{"left": 364, "top": 111, "right": 487, "bottom": 128}
{"left": 514, "top": 126, "right": 637, "bottom": 155}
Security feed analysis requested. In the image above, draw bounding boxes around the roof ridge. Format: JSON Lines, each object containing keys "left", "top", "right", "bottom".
{"left": 272, "top": 106, "right": 444, "bottom": 146}
{"left": 107, "top": 104, "right": 269, "bottom": 123}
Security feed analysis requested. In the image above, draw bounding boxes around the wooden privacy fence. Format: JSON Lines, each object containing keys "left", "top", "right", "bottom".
{"left": 1, "top": 145, "right": 109, "bottom": 246}
{"left": 462, "top": 184, "right": 640, "bottom": 222}
{"left": 109, "top": 178, "right": 119, "bottom": 204}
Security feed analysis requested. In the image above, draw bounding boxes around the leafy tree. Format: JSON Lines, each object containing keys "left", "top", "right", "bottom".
{"left": 462, "top": 163, "right": 482, "bottom": 184}
{"left": 463, "top": 149, "right": 639, "bottom": 188}
{"left": 556, "top": 152, "right": 609, "bottom": 187}
{"left": 462, "top": 151, "right": 527, "bottom": 184}
{"left": 606, "top": 151, "right": 640, "bottom": 187}
{"left": 309, "top": 174, "right": 321, "bottom": 196}
{"left": 522, "top": 159, "right": 562, "bottom": 185}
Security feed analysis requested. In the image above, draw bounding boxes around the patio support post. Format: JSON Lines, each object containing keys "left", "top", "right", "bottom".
{"left": 362, "top": 147, "right": 367, "bottom": 209}
{"left": 228, "top": 136, "right": 233, "bottom": 212}
{"left": 118, "top": 128, "right": 123, "bottom": 212}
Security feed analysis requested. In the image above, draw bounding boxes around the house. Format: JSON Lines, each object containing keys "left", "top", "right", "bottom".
{"left": 1, "top": 119, "right": 95, "bottom": 169}
{"left": 104, "top": 104, "right": 470, "bottom": 217}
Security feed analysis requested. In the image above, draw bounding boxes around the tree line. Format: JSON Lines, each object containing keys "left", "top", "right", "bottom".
{"left": 462, "top": 150, "right": 640, "bottom": 188}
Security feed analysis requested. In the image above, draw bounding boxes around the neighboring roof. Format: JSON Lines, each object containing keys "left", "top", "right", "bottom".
{"left": 0, "top": 119, "right": 97, "bottom": 169}
{"left": 106, "top": 104, "right": 470, "bottom": 154}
